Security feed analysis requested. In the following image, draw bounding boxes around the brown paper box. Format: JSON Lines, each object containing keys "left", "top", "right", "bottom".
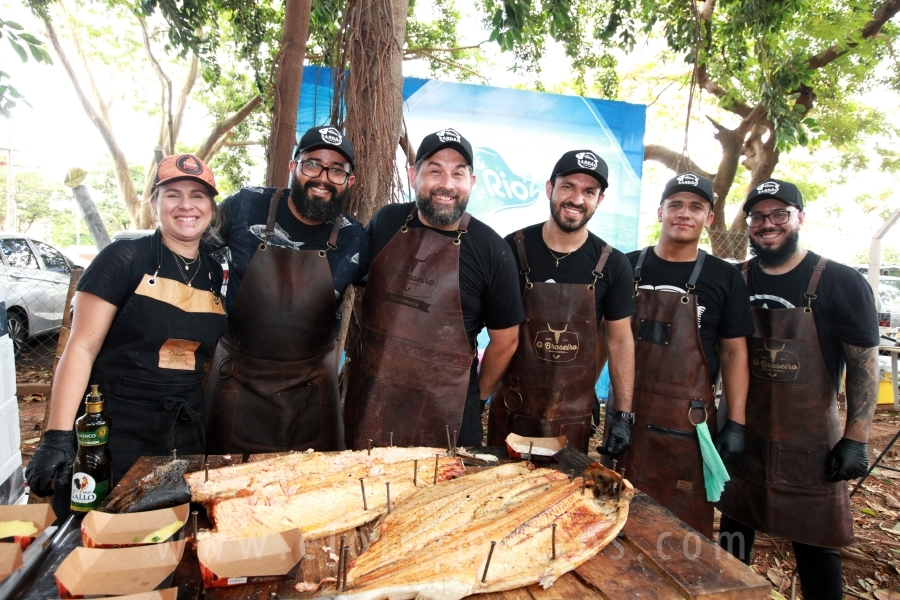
{"left": 51, "top": 587, "right": 178, "bottom": 600}
{"left": 81, "top": 504, "right": 189, "bottom": 548}
{"left": 0, "top": 542, "right": 24, "bottom": 581}
{"left": 54, "top": 539, "right": 185, "bottom": 598}
{"left": 197, "top": 529, "right": 304, "bottom": 588}
{"left": 0, "top": 504, "right": 56, "bottom": 549}
{"left": 505, "top": 433, "right": 567, "bottom": 460}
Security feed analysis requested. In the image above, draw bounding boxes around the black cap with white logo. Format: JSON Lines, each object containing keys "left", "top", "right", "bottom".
{"left": 661, "top": 172, "right": 714, "bottom": 206}
{"left": 743, "top": 179, "right": 803, "bottom": 213}
{"left": 293, "top": 126, "right": 355, "bottom": 169}
{"left": 550, "top": 150, "right": 609, "bottom": 189}
{"left": 415, "top": 128, "right": 473, "bottom": 167}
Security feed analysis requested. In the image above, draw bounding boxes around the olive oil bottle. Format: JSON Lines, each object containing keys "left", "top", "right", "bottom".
{"left": 71, "top": 385, "right": 113, "bottom": 513}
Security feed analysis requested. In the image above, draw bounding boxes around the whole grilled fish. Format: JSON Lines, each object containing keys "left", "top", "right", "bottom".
{"left": 105, "top": 459, "right": 191, "bottom": 513}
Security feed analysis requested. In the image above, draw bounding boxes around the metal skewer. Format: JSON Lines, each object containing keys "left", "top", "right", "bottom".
{"left": 446, "top": 425, "right": 453, "bottom": 454}
{"left": 481, "top": 541, "right": 497, "bottom": 583}
{"left": 618, "top": 468, "right": 626, "bottom": 502}
{"left": 386, "top": 482, "right": 391, "bottom": 514}
{"left": 581, "top": 476, "right": 586, "bottom": 495}
{"left": 413, "top": 460, "right": 418, "bottom": 487}
{"left": 359, "top": 478, "right": 368, "bottom": 510}
{"left": 367, "top": 439, "right": 372, "bottom": 456}
{"left": 342, "top": 545, "right": 350, "bottom": 591}
{"left": 191, "top": 510, "right": 198, "bottom": 538}
{"left": 551, "top": 523, "right": 557, "bottom": 560}
{"left": 612, "top": 459, "right": 617, "bottom": 472}
{"left": 527, "top": 442, "right": 534, "bottom": 466}
{"left": 434, "top": 454, "right": 440, "bottom": 484}
{"left": 172, "top": 449, "right": 177, "bottom": 460}
{"left": 390, "top": 431, "right": 393, "bottom": 447}
{"left": 336, "top": 534, "right": 346, "bottom": 577}
{"left": 204, "top": 460, "right": 210, "bottom": 483}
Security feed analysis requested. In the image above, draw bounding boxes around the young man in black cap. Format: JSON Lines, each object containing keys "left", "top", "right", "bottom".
{"left": 343, "top": 128, "right": 524, "bottom": 449}
{"left": 717, "top": 178, "right": 880, "bottom": 600}
{"left": 205, "top": 125, "right": 370, "bottom": 454}
{"left": 486, "top": 149, "right": 635, "bottom": 454}
{"left": 604, "top": 172, "right": 753, "bottom": 538}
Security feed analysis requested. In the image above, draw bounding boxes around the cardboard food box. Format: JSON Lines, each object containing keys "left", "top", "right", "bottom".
{"left": 54, "top": 539, "right": 185, "bottom": 598}
{"left": 51, "top": 587, "right": 178, "bottom": 600}
{"left": 81, "top": 504, "right": 189, "bottom": 548}
{"left": 197, "top": 528, "right": 304, "bottom": 588}
{"left": 0, "top": 504, "right": 56, "bottom": 549}
{"left": 505, "top": 433, "right": 567, "bottom": 460}
{"left": 0, "top": 542, "right": 23, "bottom": 581}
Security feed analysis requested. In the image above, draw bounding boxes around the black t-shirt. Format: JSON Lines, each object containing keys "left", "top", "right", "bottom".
{"left": 503, "top": 224, "right": 636, "bottom": 323}
{"left": 78, "top": 233, "right": 224, "bottom": 309}
{"left": 627, "top": 247, "right": 754, "bottom": 377}
{"left": 365, "top": 202, "right": 525, "bottom": 345}
{"left": 745, "top": 251, "right": 881, "bottom": 392}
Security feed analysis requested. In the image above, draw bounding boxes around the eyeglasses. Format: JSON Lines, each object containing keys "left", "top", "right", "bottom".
{"left": 296, "top": 160, "right": 350, "bottom": 185}
{"left": 745, "top": 209, "right": 798, "bottom": 228}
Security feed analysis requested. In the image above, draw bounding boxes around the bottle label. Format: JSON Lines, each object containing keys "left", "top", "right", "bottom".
{"left": 77, "top": 425, "right": 109, "bottom": 446}
{"left": 71, "top": 472, "right": 110, "bottom": 512}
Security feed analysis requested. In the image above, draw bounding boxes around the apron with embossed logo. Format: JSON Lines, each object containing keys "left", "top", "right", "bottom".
{"left": 343, "top": 206, "right": 474, "bottom": 449}
{"left": 206, "top": 188, "right": 344, "bottom": 454}
{"left": 487, "top": 229, "right": 610, "bottom": 453}
{"left": 605, "top": 246, "right": 716, "bottom": 537}
{"left": 717, "top": 256, "right": 852, "bottom": 547}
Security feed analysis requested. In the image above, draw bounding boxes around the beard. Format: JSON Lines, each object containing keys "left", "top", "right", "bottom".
{"left": 749, "top": 228, "right": 800, "bottom": 268}
{"left": 290, "top": 177, "right": 347, "bottom": 223}
{"left": 551, "top": 201, "right": 595, "bottom": 233}
{"left": 416, "top": 188, "right": 469, "bottom": 227}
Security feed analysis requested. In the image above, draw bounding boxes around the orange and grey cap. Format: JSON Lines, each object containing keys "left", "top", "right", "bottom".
{"left": 154, "top": 153, "right": 218, "bottom": 196}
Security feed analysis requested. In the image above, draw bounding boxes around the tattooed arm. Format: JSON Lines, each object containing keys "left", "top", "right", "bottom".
{"left": 841, "top": 342, "right": 880, "bottom": 443}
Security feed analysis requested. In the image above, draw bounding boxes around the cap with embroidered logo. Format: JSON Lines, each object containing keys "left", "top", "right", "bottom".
{"left": 550, "top": 150, "right": 609, "bottom": 190}
{"left": 154, "top": 153, "right": 218, "bottom": 196}
{"left": 293, "top": 126, "right": 355, "bottom": 169}
{"left": 661, "top": 172, "right": 714, "bottom": 206}
{"left": 415, "top": 128, "right": 473, "bottom": 167}
{"left": 743, "top": 179, "right": 803, "bottom": 213}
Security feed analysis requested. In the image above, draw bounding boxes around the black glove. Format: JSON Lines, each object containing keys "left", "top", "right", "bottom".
{"left": 597, "top": 414, "right": 632, "bottom": 458}
{"left": 715, "top": 420, "right": 745, "bottom": 466}
{"left": 827, "top": 438, "right": 869, "bottom": 482}
{"left": 25, "top": 430, "right": 76, "bottom": 497}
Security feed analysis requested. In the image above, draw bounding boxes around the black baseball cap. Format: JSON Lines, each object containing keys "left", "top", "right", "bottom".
{"left": 743, "top": 179, "right": 803, "bottom": 213}
{"left": 415, "top": 128, "right": 473, "bottom": 167}
{"left": 550, "top": 150, "right": 609, "bottom": 189}
{"left": 293, "top": 126, "right": 355, "bottom": 169}
{"left": 661, "top": 172, "right": 714, "bottom": 206}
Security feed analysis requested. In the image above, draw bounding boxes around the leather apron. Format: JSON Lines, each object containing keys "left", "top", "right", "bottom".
{"left": 89, "top": 230, "right": 226, "bottom": 483}
{"left": 206, "top": 189, "right": 344, "bottom": 454}
{"left": 608, "top": 246, "right": 717, "bottom": 537}
{"left": 343, "top": 206, "right": 475, "bottom": 449}
{"left": 717, "top": 257, "right": 853, "bottom": 547}
{"left": 487, "top": 230, "right": 611, "bottom": 452}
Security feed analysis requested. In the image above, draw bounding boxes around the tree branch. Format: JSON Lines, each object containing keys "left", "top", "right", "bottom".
{"left": 696, "top": 65, "right": 754, "bottom": 117}
{"left": 415, "top": 50, "right": 489, "bottom": 83}
{"left": 139, "top": 17, "right": 174, "bottom": 154}
{"left": 644, "top": 144, "right": 713, "bottom": 178}
{"left": 196, "top": 95, "right": 263, "bottom": 162}
{"left": 806, "top": 0, "right": 900, "bottom": 70}
{"left": 403, "top": 41, "right": 486, "bottom": 57}
{"left": 698, "top": 0, "right": 717, "bottom": 21}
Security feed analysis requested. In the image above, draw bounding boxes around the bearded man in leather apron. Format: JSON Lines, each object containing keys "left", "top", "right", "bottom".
{"left": 717, "top": 179, "right": 880, "bottom": 600}
{"left": 205, "top": 126, "right": 370, "bottom": 454}
{"left": 343, "top": 129, "right": 523, "bottom": 449}
{"left": 602, "top": 172, "right": 754, "bottom": 538}
{"left": 487, "top": 150, "right": 636, "bottom": 454}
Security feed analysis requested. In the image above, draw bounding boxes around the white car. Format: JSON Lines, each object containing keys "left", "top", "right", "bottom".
{"left": 0, "top": 234, "right": 79, "bottom": 355}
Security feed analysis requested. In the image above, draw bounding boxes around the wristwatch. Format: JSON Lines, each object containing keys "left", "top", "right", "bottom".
{"left": 614, "top": 410, "right": 636, "bottom": 425}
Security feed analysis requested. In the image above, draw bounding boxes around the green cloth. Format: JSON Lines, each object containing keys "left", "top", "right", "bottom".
{"left": 696, "top": 421, "right": 730, "bottom": 502}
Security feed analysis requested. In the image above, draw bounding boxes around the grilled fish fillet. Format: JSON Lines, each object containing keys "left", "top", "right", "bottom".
{"left": 338, "top": 462, "right": 632, "bottom": 600}
{"left": 189, "top": 448, "right": 464, "bottom": 541}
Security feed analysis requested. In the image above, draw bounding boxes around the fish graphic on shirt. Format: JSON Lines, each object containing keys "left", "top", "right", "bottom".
{"left": 249, "top": 223, "right": 306, "bottom": 250}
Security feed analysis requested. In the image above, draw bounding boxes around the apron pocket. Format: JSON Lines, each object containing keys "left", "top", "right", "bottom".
{"left": 633, "top": 424, "right": 702, "bottom": 490}
{"left": 771, "top": 442, "right": 830, "bottom": 491}
{"left": 232, "top": 381, "right": 322, "bottom": 450}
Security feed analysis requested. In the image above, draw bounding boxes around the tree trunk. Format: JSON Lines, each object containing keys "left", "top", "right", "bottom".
{"left": 265, "top": 0, "right": 312, "bottom": 188}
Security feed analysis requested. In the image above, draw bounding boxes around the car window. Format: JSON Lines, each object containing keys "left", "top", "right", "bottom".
{"left": 881, "top": 279, "right": 900, "bottom": 307}
{"left": 0, "top": 238, "right": 39, "bottom": 269}
{"left": 33, "top": 241, "right": 70, "bottom": 274}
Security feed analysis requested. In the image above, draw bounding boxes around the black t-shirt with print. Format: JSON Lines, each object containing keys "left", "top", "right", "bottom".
{"left": 626, "top": 247, "right": 754, "bottom": 377}
{"left": 745, "top": 251, "right": 880, "bottom": 392}
{"left": 503, "top": 223, "right": 636, "bottom": 323}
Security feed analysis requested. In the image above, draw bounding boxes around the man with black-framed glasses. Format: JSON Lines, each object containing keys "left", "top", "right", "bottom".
{"left": 204, "top": 125, "right": 370, "bottom": 454}
{"left": 717, "top": 178, "right": 880, "bottom": 600}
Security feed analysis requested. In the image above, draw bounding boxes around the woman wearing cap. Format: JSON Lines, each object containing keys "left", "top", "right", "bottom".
{"left": 25, "top": 153, "right": 227, "bottom": 518}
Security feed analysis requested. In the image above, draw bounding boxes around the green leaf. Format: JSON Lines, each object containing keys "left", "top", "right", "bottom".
{"left": 8, "top": 39, "right": 27, "bottom": 62}
{"left": 860, "top": 507, "right": 878, "bottom": 517}
{"left": 4, "top": 21, "right": 23, "bottom": 31}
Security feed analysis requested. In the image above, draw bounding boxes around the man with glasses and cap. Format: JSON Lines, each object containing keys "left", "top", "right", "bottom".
{"left": 602, "top": 172, "right": 754, "bottom": 538}
{"left": 343, "top": 128, "right": 524, "bottom": 450}
{"left": 717, "top": 179, "right": 880, "bottom": 600}
{"left": 205, "top": 125, "right": 369, "bottom": 454}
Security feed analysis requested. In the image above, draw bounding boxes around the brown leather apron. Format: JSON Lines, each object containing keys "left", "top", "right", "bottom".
{"left": 343, "top": 206, "right": 475, "bottom": 449}
{"left": 487, "top": 230, "right": 611, "bottom": 452}
{"left": 717, "top": 257, "right": 853, "bottom": 547}
{"left": 205, "top": 188, "right": 344, "bottom": 454}
{"left": 609, "top": 246, "right": 716, "bottom": 537}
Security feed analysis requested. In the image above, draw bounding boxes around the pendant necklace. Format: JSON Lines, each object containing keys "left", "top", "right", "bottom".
{"left": 546, "top": 247, "right": 573, "bottom": 268}
{"left": 168, "top": 247, "right": 200, "bottom": 287}
{"left": 173, "top": 251, "right": 199, "bottom": 271}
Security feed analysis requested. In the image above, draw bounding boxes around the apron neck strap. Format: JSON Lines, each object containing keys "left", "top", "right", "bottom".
{"left": 402, "top": 205, "right": 472, "bottom": 245}
{"left": 323, "top": 213, "right": 342, "bottom": 255}
{"left": 589, "top": 244, "right": 614, "bottom": 291}
{"left": 260, "top": 188, "right": 288, "bottom": 249}
{"left": 687, "top": 249, "right": 706, "bottom": 289}
{"left": 514, "top": 229, "right": 533, "bottom": 289}
{"left": 803, "top": 255, "right": 828, "bottom": 313}
{"left": 633, "top": 246, "right": 650, "bottom": 295}
{"left": 740, "top": 259, "right": 752, "bottom": 284}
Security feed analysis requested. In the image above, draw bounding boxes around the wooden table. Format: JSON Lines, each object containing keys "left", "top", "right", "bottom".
{"left": 110, "top": 455, "right": 770, "bottom": 600}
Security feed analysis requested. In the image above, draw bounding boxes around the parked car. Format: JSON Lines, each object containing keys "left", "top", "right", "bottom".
{"left": 877, "top": 275, "right": 900, "bottom": 328}
{"left": 0, "top": 234, "right": 80, "bottom": 355}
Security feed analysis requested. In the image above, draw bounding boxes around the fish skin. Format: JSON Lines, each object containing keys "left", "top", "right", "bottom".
{"left": 105, "top": 459, "right": 191, "bottom": 513}
{"left": 337, "top": 463, "right": 632, "bottom": 600}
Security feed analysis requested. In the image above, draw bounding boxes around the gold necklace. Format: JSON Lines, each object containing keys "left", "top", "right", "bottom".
{"left": 546, "top": 247, "right": 573, "bottom": 268}
{"left": 168, "top": 247, "right": 200, "bottom": 287}
{"left": 173, "top": 251, "right": 199, "bottom": 271}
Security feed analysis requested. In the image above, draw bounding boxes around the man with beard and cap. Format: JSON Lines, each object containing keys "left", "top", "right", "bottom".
{"left": 717, "top": 179, "right": 880, "bottom": 600}
{"left": 205, "top": 125, "right": 369, "bottom": 454}
{"left": 602, "top": 172, "right": 753, "bottom": 538}
{"left": 342, "top": 128, "right": 524, "bottom": 449}
{"left": 486, "top": 150, "right": 636, "bottom": 454}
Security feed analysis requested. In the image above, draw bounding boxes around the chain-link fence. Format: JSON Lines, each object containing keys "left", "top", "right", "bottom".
{"left": 0, "top": 235, "right": 76, "bottom": 384}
